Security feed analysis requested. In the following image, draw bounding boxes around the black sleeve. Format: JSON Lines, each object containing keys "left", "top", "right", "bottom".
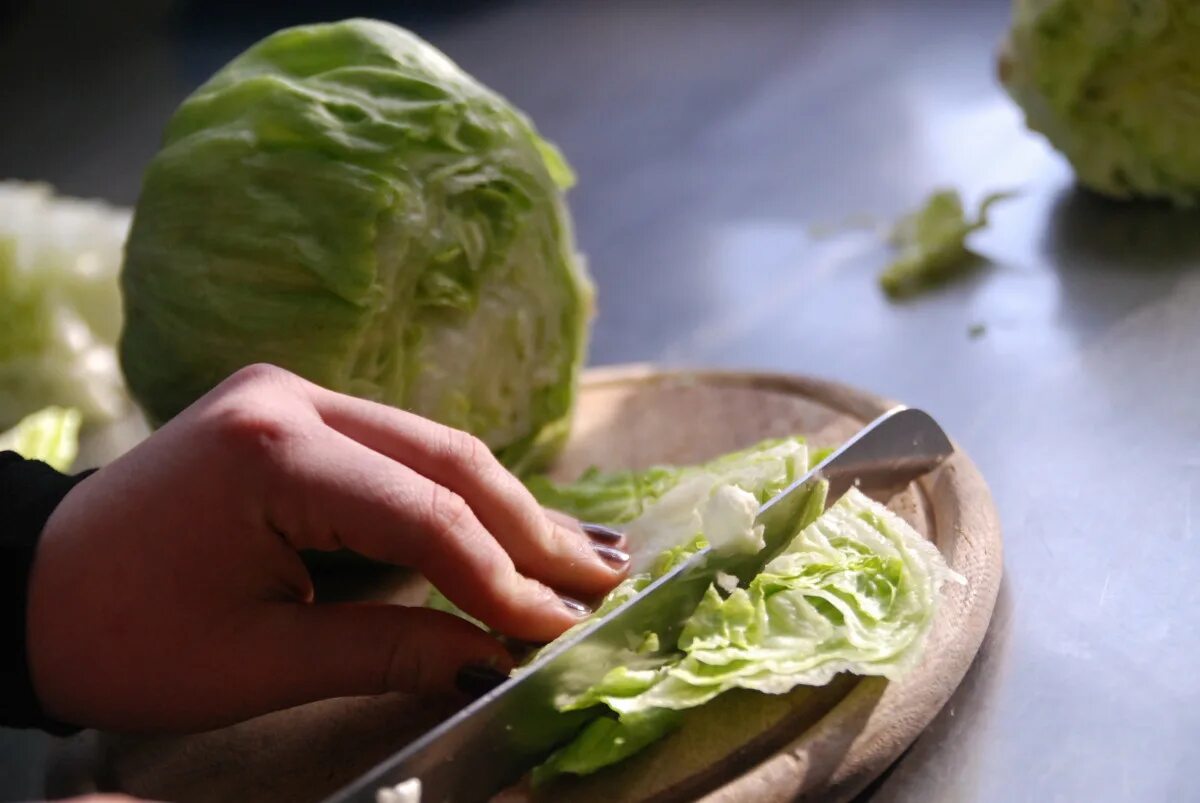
{"left": 1, "top": 450, "right": 95, "bottom": 736}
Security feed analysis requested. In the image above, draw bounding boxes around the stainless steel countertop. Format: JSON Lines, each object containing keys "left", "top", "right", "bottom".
{"left": 3, "top": 0, "right": 1197, "bottom": 800}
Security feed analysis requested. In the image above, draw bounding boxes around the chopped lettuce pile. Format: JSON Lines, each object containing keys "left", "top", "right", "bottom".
{"left": 119, "top": 18, "right": 593, "bottom": 473}
{"left": 1000, "top": 0, "right": 1200, "bottom": 205}
{"left": 0, "top": 181, "right": 133, "bottom": 430}
{"left": 879, "top": 189, "right": 1013, "bottom": 300}
{"left": 0, "top": 406, "right": 83, "bottom": 471}
{"left": 436, "top": 437, "right": 964, "bottom": 785}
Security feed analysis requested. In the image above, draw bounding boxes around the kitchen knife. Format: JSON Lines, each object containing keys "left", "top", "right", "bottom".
{"left": 323, "top": 406, "right": 953, "bottom": 803}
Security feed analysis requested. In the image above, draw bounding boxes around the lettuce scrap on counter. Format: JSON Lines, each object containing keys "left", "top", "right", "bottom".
{"left": 879, "top": 189, "right": 1014, "bottom": 300}
{"left": 430, "top": 437, "right": 963, "bottom": 785}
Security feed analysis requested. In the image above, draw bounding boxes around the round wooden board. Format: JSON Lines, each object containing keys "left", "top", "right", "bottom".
{"left": 50, "top": 365, "right": 1002, "bottom": 803}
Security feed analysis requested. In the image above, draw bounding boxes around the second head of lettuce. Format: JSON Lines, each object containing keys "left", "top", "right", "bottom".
{"left": 119, "top": 19, "right": 593, "bottom": 471}
{"left": 999, "top": 0, "right": 1200, "bottom": 205}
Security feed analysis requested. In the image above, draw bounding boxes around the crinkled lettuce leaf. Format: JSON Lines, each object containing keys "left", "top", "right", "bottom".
{"left": 0, "top": 406, "right": 83, "bottom": 472}
{"left": 430, "top": 436, "right": 962, "bottom": 785}
{"left": 563, "top": 488, "right": 964, "bottom": 723}
{"left": 532, "top": 486, "right": 962, "bottom": 785}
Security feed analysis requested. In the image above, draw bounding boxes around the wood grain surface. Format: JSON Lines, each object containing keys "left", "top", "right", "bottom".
{"left": 60, "top": 366, "right": 1003, "bottom": 803}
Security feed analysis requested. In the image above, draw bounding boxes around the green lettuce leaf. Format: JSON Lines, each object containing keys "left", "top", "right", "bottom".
{"left": 429, "top": 436, "right": 961, "bottom": 784}
{"left": 534, "top": 486, "right": 962, "bottom": 783}
{"left": 0, "top": 406, "right": 83, "bottom": 472}
{"left": 531, "top": 708, "right": 683, "bottom": 787}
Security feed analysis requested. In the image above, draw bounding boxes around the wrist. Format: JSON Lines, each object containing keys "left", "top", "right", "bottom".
{"left": 0, "top": 453, "right": 95, "bottom": 734}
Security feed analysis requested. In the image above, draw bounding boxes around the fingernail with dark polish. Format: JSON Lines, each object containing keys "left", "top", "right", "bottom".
{"left": 582, "top": 523, "right": 624, "bottom": 544}
{"left": 560, "top": 594, "right": 592, "bottom": 616}
{"left": 592, "top": 543, "right": 630, "bottom": 568}
{"left": 455, "top": 664, "right": 509, "bottom": 698}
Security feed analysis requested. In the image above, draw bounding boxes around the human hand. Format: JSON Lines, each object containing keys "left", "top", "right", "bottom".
{"left": 27, "top": 364, "right": 628, "bottom": 732}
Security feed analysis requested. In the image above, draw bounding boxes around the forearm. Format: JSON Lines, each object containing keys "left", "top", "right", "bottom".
{"left": 0, "top": 451, "right": 92, "bottom": 734}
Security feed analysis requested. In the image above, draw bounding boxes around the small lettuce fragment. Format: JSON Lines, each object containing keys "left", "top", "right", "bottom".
{"left": 0, "top": 406, "right": 83, "bottom": 471}
{"left": 879, "top": 189, "right": 1014, "bottom": 300}
{"left": 375, "top": 778, "right": 421, "bottom": 803}
{"left": 426, "top": 586, "right": 486, "bottom": 630}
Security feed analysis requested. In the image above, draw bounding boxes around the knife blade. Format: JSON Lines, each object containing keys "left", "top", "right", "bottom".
{"left": 322, "top": 406, "right": 953, "bottom": 803}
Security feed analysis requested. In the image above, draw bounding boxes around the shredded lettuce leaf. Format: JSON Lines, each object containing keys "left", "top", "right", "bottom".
{"left": 562, "top": 489, "right": 964, "bottom": 720}
{"left": 429, "top": 436, "right": 963, "bottom": 785}
{"left": 0, "top": 406, "right": 83, "bottom": 471}
{"left": 532, "top": 487, "right": 962, "bottom": 784}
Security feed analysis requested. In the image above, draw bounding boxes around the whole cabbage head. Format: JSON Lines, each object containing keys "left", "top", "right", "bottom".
{"left": 120, "top": 18, "right": 593, "bottom": 472}
{"left": 999, "top": 0, "right": 1200, "bottom": 205}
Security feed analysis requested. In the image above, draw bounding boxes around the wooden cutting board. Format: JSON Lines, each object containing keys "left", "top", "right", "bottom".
{"left": 48, "top": 365, "right": 1003, "bottom": 803}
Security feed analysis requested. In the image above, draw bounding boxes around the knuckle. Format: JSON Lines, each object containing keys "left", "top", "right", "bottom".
{"left": 441, "top": 428, "right": 493, "bottom": 476}
{"left": 384, "top": 630, "right": 425, "bottom": 692}
{"left": 207, "top": 402, "right": 295, "bottom": 465}
{"left": 423, "top": 485, "right": 473, "bottom": 540}
{"left": 231, "top": 362, "right": 290, "bottom": 386}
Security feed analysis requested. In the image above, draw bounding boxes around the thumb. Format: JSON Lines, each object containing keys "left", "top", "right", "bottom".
{"left": 250, "top": 603, "right": 513, "bottom": 710}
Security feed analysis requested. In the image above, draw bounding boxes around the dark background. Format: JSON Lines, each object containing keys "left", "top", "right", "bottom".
{"left": 5, "top": 1, "right": 1200, "bottom": 801}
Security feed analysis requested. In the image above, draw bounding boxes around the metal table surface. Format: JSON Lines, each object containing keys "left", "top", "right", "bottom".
{"left": 2, "top": 1, "right": 1197, "bottom": 800}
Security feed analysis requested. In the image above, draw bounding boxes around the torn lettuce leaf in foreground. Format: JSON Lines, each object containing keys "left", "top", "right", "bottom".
{"left": 425, "top": 436, "right": 962, "bottom": 785}
{"left": 534, "top": 487, "right": 963, "bottom": 784}
{"left": 879, "top": 189, "right": 1016, "bottom": 300}
{"left": 0, "top": 406, "right": 82, "bottom": 472}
